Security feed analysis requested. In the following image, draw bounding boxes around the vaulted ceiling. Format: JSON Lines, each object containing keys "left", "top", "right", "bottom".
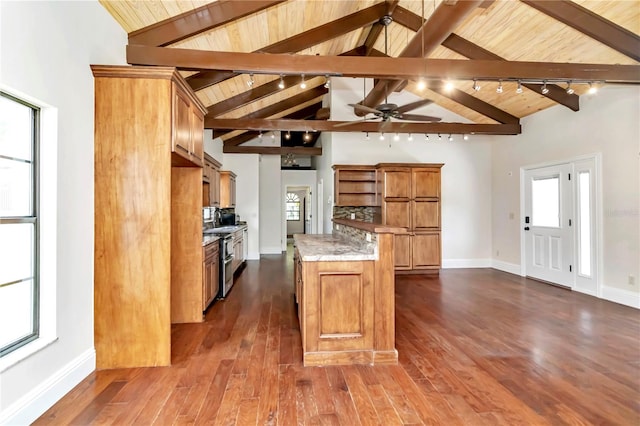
{"left": 99, "top": 0, "right": 640, "bottom": 155}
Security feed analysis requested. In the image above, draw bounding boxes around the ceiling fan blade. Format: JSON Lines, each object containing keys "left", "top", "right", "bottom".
{"left": 348, "top": 103, "right": 381, "bottom": 115}
{"left": 396, "top": 113, "right": 442, "bottom": 122}
{"left": 333, "top": 117, "right": 380, "bottom": 128}
{"left": 394, "top": 99, "right": 434, "bottom": 114}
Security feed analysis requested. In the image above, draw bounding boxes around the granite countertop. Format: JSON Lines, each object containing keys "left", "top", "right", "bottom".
{"left": 203, "top": 224, "right": 248, "bottom": 235}
{"left": 293, "top": 233, "right": 377, "bottom": 261}
{"left": 202, "top": 234, "right": 220, "bottom": 247}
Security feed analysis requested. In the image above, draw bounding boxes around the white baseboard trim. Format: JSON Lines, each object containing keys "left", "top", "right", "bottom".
{"left": 601, "top": 286, "right": 640, "bottom": 309}
{"left": 0, "top": 348, "right": 95, "bottom": 426}
{"left": 260, "top": 246, "right": 284, "bottom": 254}
{"left": 442, "top": 258, "right": 492, "bottom": 269}
{"left": 491, "top": 259, "right": 523, "bottom": 276}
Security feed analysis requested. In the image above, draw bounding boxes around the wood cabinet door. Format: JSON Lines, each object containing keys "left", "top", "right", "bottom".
{"left": 412, "top": 233, "right": 441, "bottom": 269}
{"left": 383, "top": 200, "right": 411, "bottom": 228}
{"left": 412, "top": 200, "right": 440, "bottom": 230}
{"left": 304, "top": 261, "right": 374, "bottom": 352}
{"left": 382, "top": 169, "right": 411, "bottom": 199}
{"left": 173, "top": 87, "right": 192, "bottom": 157}
{"left": 212, "top": 168, "right": 220, "bottom": 207}
{"left": 190, "top": 106, "right": 204, "bottom": 163}
{"left": 394, "top": 234, "right": 411, "bottom": 270}
{"left": 412, "top": 168, "right": 440, "bottom": 199}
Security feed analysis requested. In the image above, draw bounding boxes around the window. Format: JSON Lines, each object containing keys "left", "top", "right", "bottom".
{"left": 0, "top": 92, "right": 39, "bottom": 358}
{"left": 531, "top": 175, "right": 560, "bottom": 227}
{"left": 286, "top": 192, "right": 300, "bottom": 221}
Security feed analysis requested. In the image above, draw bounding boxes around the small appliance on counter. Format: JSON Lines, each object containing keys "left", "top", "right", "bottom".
{"left": 221, "top": 212, "right": 236, "bottom": 226}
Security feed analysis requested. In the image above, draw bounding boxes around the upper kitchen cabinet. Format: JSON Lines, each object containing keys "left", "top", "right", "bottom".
{"left": 203, "top": 154, "right": 221, "bottom": 207}
{"left": 220, "top": 171, "right": 236, "bottom": 208}
{"left": 333, "top": 165, "right": 378, "bottom": 207}
{"left": 91, "top": 65, "right": 206, "bottom": 370}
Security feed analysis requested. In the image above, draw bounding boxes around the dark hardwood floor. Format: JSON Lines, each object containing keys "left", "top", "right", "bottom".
{"left": 35, "top": 250, "right": 640, "bottom": 425}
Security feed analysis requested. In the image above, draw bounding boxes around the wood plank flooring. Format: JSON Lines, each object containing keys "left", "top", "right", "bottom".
{"left": 35, "top": 251, "right": 640, "bottom": 425}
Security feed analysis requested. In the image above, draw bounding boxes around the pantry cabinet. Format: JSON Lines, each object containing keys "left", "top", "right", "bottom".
{"left": 92, "top": 65, "right": 207, "bottom": 369}
{"left": 377, "top": 163, "right": 443, "bottom": 273}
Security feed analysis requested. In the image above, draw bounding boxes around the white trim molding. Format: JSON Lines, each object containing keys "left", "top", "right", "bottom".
{"left": 491, "top": 259, "right": 523, "bottom": 276}
{"left": 0, "top": 349, "right": 95, "bottom": 425}
{"left": 601, "top": 286, "right": 640, "bottom": 309}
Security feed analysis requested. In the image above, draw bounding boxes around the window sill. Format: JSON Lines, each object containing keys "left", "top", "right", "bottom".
{"left": 0, "top": 336, "right": 58, "bottom": 373}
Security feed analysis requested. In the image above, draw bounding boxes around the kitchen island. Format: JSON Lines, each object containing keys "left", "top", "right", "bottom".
{"left": 293, "top": 219, "right": 405, "bottom": 366}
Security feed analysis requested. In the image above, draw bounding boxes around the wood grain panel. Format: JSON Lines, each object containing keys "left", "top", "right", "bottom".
{"left": 94, "top": 75, "right": 172, "bottom": 369}
{"left": 412, "top": 232, "right": 441, "bottom": 269}
{"left": 383, "top": 201, "right": 411, "bottom": 228}
{"left": 413, "top": 200, "right": 440, "bottom": 230}
{"left": 394, "top": 234, "right": 412, "bottom": 270}
{"left": 319, "top": 274, "right": 363, "bottom": 336}
{"left": 382, "top": 168, "right": 411, "bottom": 199}
{"left": 412, "top": 167, "right": 441, "bottom": 198}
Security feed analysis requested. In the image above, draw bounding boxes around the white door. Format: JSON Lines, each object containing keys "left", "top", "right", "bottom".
{"left": 524, "top": 164, "right": 574, "bottom": 287}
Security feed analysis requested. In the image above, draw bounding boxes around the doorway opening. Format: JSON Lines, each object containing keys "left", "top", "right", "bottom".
{"left": 286, "top": 186, "right": 311, "bottom": 242}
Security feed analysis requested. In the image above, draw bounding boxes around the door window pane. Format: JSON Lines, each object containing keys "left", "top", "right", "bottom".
{"left": 0, "top": 94, "right": 33, "bottom": 161}
{"left": 0, "top": 279, "right": 35, "bottom": 347}
{"left": 578, "top": 172, "right": 591, "bottom": 277}
{"left": 0, "top": 158, "right": 33, "bottom": 216}
{"left": 532, "top": 176, "right": 560, "bottom": 227}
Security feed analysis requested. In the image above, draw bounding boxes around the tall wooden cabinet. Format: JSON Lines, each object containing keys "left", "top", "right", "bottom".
{"left": 220, "top": 170, "right": 236, "bottom": 208}
{"left": 377, "top": 163, "right": 443, "bottom": 273}
{"left": 92, "top": 65, "right": 207, "bottom": 369}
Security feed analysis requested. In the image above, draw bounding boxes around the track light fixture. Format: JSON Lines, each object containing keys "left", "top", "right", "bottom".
{"left": 247, "top": 73, "right": 255, "bottom": 87}
{"left": 408, "top": 133, "right": 413, "bottom": 141}
{"left": 379, "top": 133, "right": 385, "bottom": 141}
{"left": 473, "top": 79, "right": 481, "bottom": 92}
{"left": 303, "top": 130, "right": 311, "bottom": 142}
{"left": 438, "top": 133, "right": 442, "bottom": 141}
{"left": 588, "top": 82, "right": 598, "bottom": 94}
{"left": 271, "top": 132, "right": 275, "bottom": 139}
{"left": 566, "top": 81, "right": 574, "bottom": 94}
{"left": 417, "top": 79, "right": 426, "bottom": 91}
{"left": 394, "top": 133, "right": 400, "bottom": 141}
{"left": 516, "top": 80, "right": 523, "bottom": 94}
{"left": 425, "top": 134, "right": 429, "bottom": 141}
{"left": 463, "top": 134, "right": 469, "bottom": 141}
{"left": 365, "top": 132, "right": 370, "bottom": 140}
{"left": 284, "top": 131, "right": 291, "bottom": 140}
{"left": 258, "top": 131, "right": 263, "bottom": 139}
{"left": 324, "top": 75, "right": 330, "bottom": 89}
{"left": 496, "top": 80, "right": 503, "bottom": 94}
{"left": 444, "top": 81, "right": 454, "bottom": 92}
{"left": 541, "top": 81, "right": 549, "bottom": 95}
{"left": 300, "top": 74, "right": 307, "bottom": 89}
{"left": 278, "top": 74, "right": 285, "bottom": 89}
{"left": 448, "top": 134, "right": 453, "bottom": 141}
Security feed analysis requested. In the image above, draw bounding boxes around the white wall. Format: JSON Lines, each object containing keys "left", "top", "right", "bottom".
{"left": 222, "top": 154, "right": 261, "bottom": 259}
{"left": 0, "top": 1, "right": 127, "bottom": 424}
{"left": 259, "top": 155, "right": 282, "bottom": 254}
{"left": 492, "top": 85, "right": 640, "bottom": 306}
{"left": 326, "top": 78, "right": 493, "bottom": 266}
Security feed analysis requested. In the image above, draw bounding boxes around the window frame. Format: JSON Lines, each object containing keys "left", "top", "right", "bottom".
{"left": 0, "top": 91, "right": 40, "bottom": 358}
{"left": 285, "top": 192, "right": 301, "bottom": 221}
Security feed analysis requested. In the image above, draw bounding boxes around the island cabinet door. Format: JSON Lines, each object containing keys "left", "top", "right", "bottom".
{"left": 304, "top": 261, "right": 374, "bottom": 352}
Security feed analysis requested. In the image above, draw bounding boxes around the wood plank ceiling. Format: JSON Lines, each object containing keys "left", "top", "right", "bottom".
{"left": 100, "top": 0, "right": 640, "bottom": 155}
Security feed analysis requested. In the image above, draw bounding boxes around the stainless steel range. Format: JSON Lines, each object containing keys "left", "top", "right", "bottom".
{"left": 204, "top": 226, "right": 238, "bottom": 298}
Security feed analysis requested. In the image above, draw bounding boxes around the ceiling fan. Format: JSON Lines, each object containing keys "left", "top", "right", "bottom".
{"left": 336, "top": 15, "right": 441, "bottom": 130}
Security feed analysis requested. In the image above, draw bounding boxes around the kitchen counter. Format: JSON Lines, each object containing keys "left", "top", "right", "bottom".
{"left": 203, "top": 224, "right": 247, "bottom": 235}
{"left": 293, "top": 233, "right": 376, "bottom": 262}
{"left": 202, "top": 234, "right": 220, "bottom": 247}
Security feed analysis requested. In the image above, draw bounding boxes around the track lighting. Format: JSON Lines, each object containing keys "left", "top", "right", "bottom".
{"left": 566, "top": 81, "right": 574, "bottom": 94}
{"left": 394, "top": 133, "right": 400, "bottom": 141}
{"left": 365, "top": 132, "right": 370, "bottom": 140}
{"left": 448, "top": 134, "right": 453, "bottom": 141}
{"left": 379, "top": 133, "right": 385, "bottom": 141}
{"left": 417, "top": 79, "right": 426, "bottom": 91}
{"left": 473, "top": 79, "right": 481, "bottom": 92}
{"left": 438, "top": 133, "right": 442, "bottom": 141}
{"left": 258, "top": 131, "right": 263, "bottom": 139}
{"left": 516, "top": 80, "right": 523, "bottom": 94}
{"left": 300, "top": 74, "right": 306, "bottom": 89}
{"left": 324, "top": 75, "right": 330, "bottom": 89}
{"left": 284, "top": 131, "right": 291, "bottom": 140}
{"left": 541, "top": 81, "right": 549, "bottom": 95}
{"left": 271, "top": 132, "right": 275, "bottom": 139}
{"left": 278, "top": 74, "right": 285, "bottom": 89}
{"left": 247, "top": 73, "right": 254, "bottom": 87}
{"left": 463, "top": 134, "right": 469, "bottom": 141}
{"left": 425, "top": 134, "right": 429, "bottom": 141}
{"left": 303, "top": 131, "right": 311, "bottom": 142}
{"left": 588, "top": 82, "right": 598, "bottom": 94}
{"left": 444, "top": 81, "right": 454, "bottom": 92}
{"left": 408, "top": 133, "right": 413, "bottom": 141}
{"left": 496, "top": 80, "right": 503, "bottom": 94}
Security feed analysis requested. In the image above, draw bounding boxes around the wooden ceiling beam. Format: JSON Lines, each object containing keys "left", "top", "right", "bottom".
{"left": 208, "top": 118, "right": 521, "bottom": 135}
{"left": 521, "top": 0, "right": 640, "bottom": 62}
{"left": 223, "top": 146, "right": 322, "bottom": 155}
{"left": 218, "top": 102, "right": 324, "bottom": 141}
{"left": 442, "top": 33, "right": 580, "bottom": 111}
{"left": 186, "top": 2, "right": 389, "bottom": 91}
{"left": 127, "top": 46, "right": 640, "bottom": 83}
{"left": 222, "top": 131, "right": 260, "bottom": 147}
{"left": 128, "top": 0, "right": 284, "bottom": 47}
{"left": 209, "top": 87, "right": 327, "bottom": 135}
{"left": 358, "top": 0, "right": 484, "bottom": 114}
